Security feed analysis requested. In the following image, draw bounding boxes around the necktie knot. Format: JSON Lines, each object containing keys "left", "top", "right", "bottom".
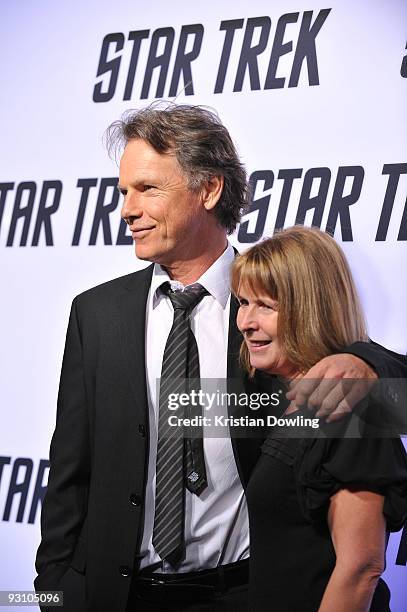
{"left": 161, "top": 281, "right": 208, "bottom": 312}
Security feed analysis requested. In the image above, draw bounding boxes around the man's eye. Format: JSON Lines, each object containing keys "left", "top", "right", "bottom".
{"left": 119, "top": 188, "right": 127, "bottom": 196}
{"left": 238, "top": 298, "right": 248, "bottom": 307}
{"left": 143, "top": 185, "right": 155, "bottom": 191}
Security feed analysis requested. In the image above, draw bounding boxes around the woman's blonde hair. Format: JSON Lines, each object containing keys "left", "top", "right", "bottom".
{"left": 231, "top": 226, "right": 368, "bottom": 375}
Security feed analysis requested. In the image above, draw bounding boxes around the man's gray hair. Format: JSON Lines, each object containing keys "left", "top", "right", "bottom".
{"left": 105, "top": 102, "right": 249, "bottom": 234}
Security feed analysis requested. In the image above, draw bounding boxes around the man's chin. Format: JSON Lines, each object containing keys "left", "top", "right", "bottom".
{"left": 134, "top": 243, "right": 167, "bottom": 264}
{"left": 134, "top": 243, "right": 155, "bottom": 262}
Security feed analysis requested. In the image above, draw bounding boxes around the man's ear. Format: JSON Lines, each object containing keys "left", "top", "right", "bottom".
{"left": 201, "top": 175, "right": 224, "bottom": 211}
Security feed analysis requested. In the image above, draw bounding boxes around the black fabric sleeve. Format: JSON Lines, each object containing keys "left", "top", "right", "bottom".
{"left": 34, "top": 298, "right": 90, "bottom": 591}
{"left": 343, "top": 339, "right": 407, "bottom": 378}
{"left": 295, "top": 435, "right": 407, "bottom": 532}
{"left": 341, "top": 340, "right": 407, "bottom": 433}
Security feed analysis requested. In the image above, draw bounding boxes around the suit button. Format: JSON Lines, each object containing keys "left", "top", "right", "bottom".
{"left": 138, "top": 424, "right": 146, "bottom": 437}
{"left": 387, "top": 387, "right": 399, "bottom": 403}
{"left": 119, "top": 565, "right": 131, "bottom": 577}
{"left": 130, "top": 493, "right": 142, "bottom": 506}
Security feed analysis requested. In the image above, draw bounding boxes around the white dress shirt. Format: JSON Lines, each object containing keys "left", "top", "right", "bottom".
{"left": 139, "top": 243, "right": 249, "bottom": 572}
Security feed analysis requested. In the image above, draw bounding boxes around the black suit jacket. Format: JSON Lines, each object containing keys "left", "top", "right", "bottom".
{"left": 35, "top": 266, "right": 407, "bottom": 611}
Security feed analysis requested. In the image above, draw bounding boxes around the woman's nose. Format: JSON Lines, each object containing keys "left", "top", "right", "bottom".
{"left": 238, "top": 306, "right": 260, "bottom": 332}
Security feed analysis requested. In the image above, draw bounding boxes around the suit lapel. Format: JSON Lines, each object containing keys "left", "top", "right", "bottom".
{"left": 118, "top": 265, "right": 153, "bottom": 416}
{"left": 227, "top": 248, "right": 243, "bottom": 384}
{"left": 227, "top": 294, "right": 250, "bottom": 486}
{"left": 227, "top": 294, "right": 243, "bottom": 383}
{"left": 227, "top": 291, "right": 264, "bottom": 486}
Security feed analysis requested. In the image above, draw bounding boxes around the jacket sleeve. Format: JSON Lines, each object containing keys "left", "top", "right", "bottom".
{"left": 35, "top": 297, "right": 90, "bottom": 591}
{"left": 343, "top": 340, "right": 407, "bottom": 433}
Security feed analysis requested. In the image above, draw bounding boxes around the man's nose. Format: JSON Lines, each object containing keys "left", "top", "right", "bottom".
{"left": 121, "top": 193, "right": 143, "bottom": 226}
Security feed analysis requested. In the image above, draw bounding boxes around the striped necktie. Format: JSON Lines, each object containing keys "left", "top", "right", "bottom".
{"left": 152, "top": 282, "right": 208, "bottom": 566}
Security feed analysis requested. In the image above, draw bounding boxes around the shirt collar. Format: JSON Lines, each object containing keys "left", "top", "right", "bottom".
{"left": 151, "top": 242, "right": 235, "bottom": 310}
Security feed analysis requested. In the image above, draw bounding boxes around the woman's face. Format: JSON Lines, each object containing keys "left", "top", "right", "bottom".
{"left": 236, "top": 284, "right": 295, "bottom": 378}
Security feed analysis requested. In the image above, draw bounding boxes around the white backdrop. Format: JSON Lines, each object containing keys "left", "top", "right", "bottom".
{"left": 0, "top": 0, "right": 406, "bottom": 610}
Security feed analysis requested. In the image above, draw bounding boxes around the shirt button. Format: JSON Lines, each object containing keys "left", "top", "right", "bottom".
{"left": 138, "top": 424, "right": 146, "bottom": 437}
{"left": 130, "top": 493, "right": 142, "bottom": 506}
{"left": 119, "top": 565, "right": 131, "bottom": 577}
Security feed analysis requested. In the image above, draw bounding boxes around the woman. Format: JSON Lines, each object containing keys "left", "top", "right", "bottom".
{"left": 231, "top": 226, "right": 407, "bottom": 611}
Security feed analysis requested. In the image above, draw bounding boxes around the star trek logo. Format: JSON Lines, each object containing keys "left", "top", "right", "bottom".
{"left": 1, "top": 164, "right": 406, "bottom": 246}
{"left": 92, "top": 10, "right": 331, "bottom": 102}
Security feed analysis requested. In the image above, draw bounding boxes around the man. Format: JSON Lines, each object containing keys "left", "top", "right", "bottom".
{"left": 35, "top": 104, "right": 407, "bottom": 612}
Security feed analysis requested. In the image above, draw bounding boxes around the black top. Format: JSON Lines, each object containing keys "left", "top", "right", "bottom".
{"left": 246, "top": 410, "right": 407, "bottom": 612}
